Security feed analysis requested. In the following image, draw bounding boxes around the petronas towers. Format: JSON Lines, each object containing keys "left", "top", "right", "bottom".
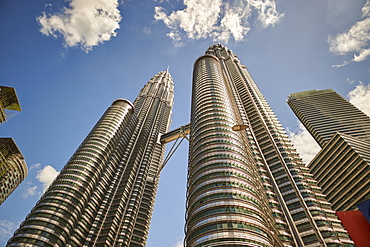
{"left": 8, "top": 45, "right": 357, "bottom": 246}
{"left": 186, "top": 45, "right": 353, "bottom": 246}
{"left": 8, "top": 71, "right": 174, "bottom": 246}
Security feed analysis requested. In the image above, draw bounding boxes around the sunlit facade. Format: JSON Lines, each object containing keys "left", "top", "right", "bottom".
{"left": 287, "top": 89, "right": 370, "bottom": 147}
{"left": 0, "top": 138, "right": 27, "bottom": 205}
{"left": 7, "top": 71, "right": 174, "bottom": 247}
{"left": 0, "top": 86, "right": 22, "bottom": 123}
{"left": 0, "top": 86, "right": 26, "bottom": 205}
{"left": 287, "top": 89, "right": 370, "bottom": 211}
{"left": 186, "top": 44, "right": 353, "bottom": 246}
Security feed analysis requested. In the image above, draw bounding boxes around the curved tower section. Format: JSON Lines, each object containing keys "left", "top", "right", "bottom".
{"left": 8, "top": 70, "right": 174, "bottom": 247}
{"left": 198, "top": 44, "right": 354, "bottom": 246}
{"left": 87, "top": 70, "right": 174, "bottom": 246}
{"left": 0, "top": 138, "right": 27, "bottom": 205}
{"left": 186, "top": 55, "right": 287, "bottom": 247}
{"left": 7, "top": 99, "right": 134, "bottom": 246}
{"left": 0, "top": 86, "right": 27, "bottom": 205}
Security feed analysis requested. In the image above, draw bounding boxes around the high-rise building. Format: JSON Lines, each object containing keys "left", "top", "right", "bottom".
{"left": 287, "top": 89, "right": 370, "bottom": 211}
{"left": 186, "top": 44, "right": 353, "bottom": 246}
{"left": 7, "top": 70, "right": 174, "bottom": 247}
{"left": 287, "top": 89, "right": 370, "bottom": 147}
{"left": 0, "top": 86, "right": 27, "bottom": 205}
{"left": 0, "top": 138, "right": 27, "bottom": 205}
{"left": 0, "top": 86, "right": 22, "bottom": 123}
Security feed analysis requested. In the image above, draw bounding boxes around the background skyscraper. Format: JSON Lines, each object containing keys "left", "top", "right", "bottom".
{"left": 0, "top": 86, "right": 27, "bottom": 205}
{"left": 186, "top": 44, "right": 353, "bottom": 246}
{"left": 287, "top": 89, "right": 370, "bottom": 211}
{"left": 0, "top": 86, "right": 22, "bottom": 124}
{"left": 287, "top": 89, "right": 370, "bottom": 147}
{"left": 7, "top": 71, "right": 174, "bottom": 247}
{"left": 0, "top": 138, "right": 27, "bottom": 205}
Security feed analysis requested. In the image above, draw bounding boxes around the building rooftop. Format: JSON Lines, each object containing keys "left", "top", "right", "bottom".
{"left": 288, "top": 89, "right": 334, "bottom": 100}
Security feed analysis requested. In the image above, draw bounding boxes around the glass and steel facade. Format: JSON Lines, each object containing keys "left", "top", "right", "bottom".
{"left": 186, "top": 44, "right": 353, "bottom": 247}
{"left": 187, "top": 54, "right": 290, "bottom": 247}
{"left": 0, "top": 138, "right": 27, "bottom": 205}
{"left": 0, "top": 86, "right": 26, "bottom": 205}
{"left": 287, "top": 89, "right": 370, "bottom": 147}
{"left": 0, "top": 86, "right": 22, "bottom": 123}
{"left": 287, "top": 89, "right": 370, "bottom": 211}
{"left": 7, "top": 71, "right": 174, "bottom": 247}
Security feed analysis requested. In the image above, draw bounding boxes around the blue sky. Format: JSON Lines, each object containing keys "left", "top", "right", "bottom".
{"left": 0, "top": 0, "right": 369, "bottom": 246}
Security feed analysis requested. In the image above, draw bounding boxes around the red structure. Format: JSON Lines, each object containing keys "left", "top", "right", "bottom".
{"left": 336, "top": 211, "right": 370, "bottom": 246}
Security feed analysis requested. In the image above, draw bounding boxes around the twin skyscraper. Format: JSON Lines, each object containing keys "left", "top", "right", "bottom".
{"left": 8, "top": 44, "right": 367, "bottom": 246}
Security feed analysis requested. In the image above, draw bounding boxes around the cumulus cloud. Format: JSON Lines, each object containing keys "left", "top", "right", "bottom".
{"left": 328, "top": 0, "right": 370, "bottom": 67}
{"left": 212, "top": 2, "right": 251, "bottom": 43}
{"left": 249, "top": 0, "right": 284, "bottom": 27}
{"left": 37, "top": 0, "right": 122, "bottom": 52}
{"left": 154, "top": 0, "right": 283, "bottom": 46}
{"left": 348, "top": 81, "right": 370, "bottom": 116}
{"left": 0, "top": 220, "right": 18, "bottom": 244}
{"left": 287, "top": 123, "right": 321, "bottom": 165}
{"left": 36, "top": 165, "right": 60, "bottom": 192}
{"left": 154, "top": 0, "right": 222, "bottom": 46}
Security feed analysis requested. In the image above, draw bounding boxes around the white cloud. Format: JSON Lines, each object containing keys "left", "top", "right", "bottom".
{"left": 29, "top": 163, "right": 41, "bottom": 170}
{"left": 0, "top": 220, "right": 19, "bottom": 244}
{"left": 211, "top": 2, "right": 251, "bottom": 43}
{"left": 346, "top": 78, "right": 355, "bottom": 84}
{"left": 328, "top": 0, "right": 370, "bottom": 66}
{"left": 22, "top": 185, "right": 38, "bottom": 198}
{"left": 36, "top": 165, "right": 60, "bottom": 192}
{"left": 287, "top": 123, "right": 320, "bottom": 165}
{"left": 37, "top": 0, "right": 122, "bottom": 52}
{"left": 249, "top": 0, "right": 284, "bottom": 27}
{"left": 362, "top": 0, "right": 370, "bottom": 17}
{"left": 154, "top": 0, "right": 283, "bottom": 45}
{"left": 174, "top": 241, "right": 184, "bottom": 247}
{"left": 154, "top": 0, "right": 222, "bottom": 46}
{"left": 347, "top": 81, "right": 370, "bottom": 116}
{"left": 172, "top": 236, "right": 184, "bottom": 247}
